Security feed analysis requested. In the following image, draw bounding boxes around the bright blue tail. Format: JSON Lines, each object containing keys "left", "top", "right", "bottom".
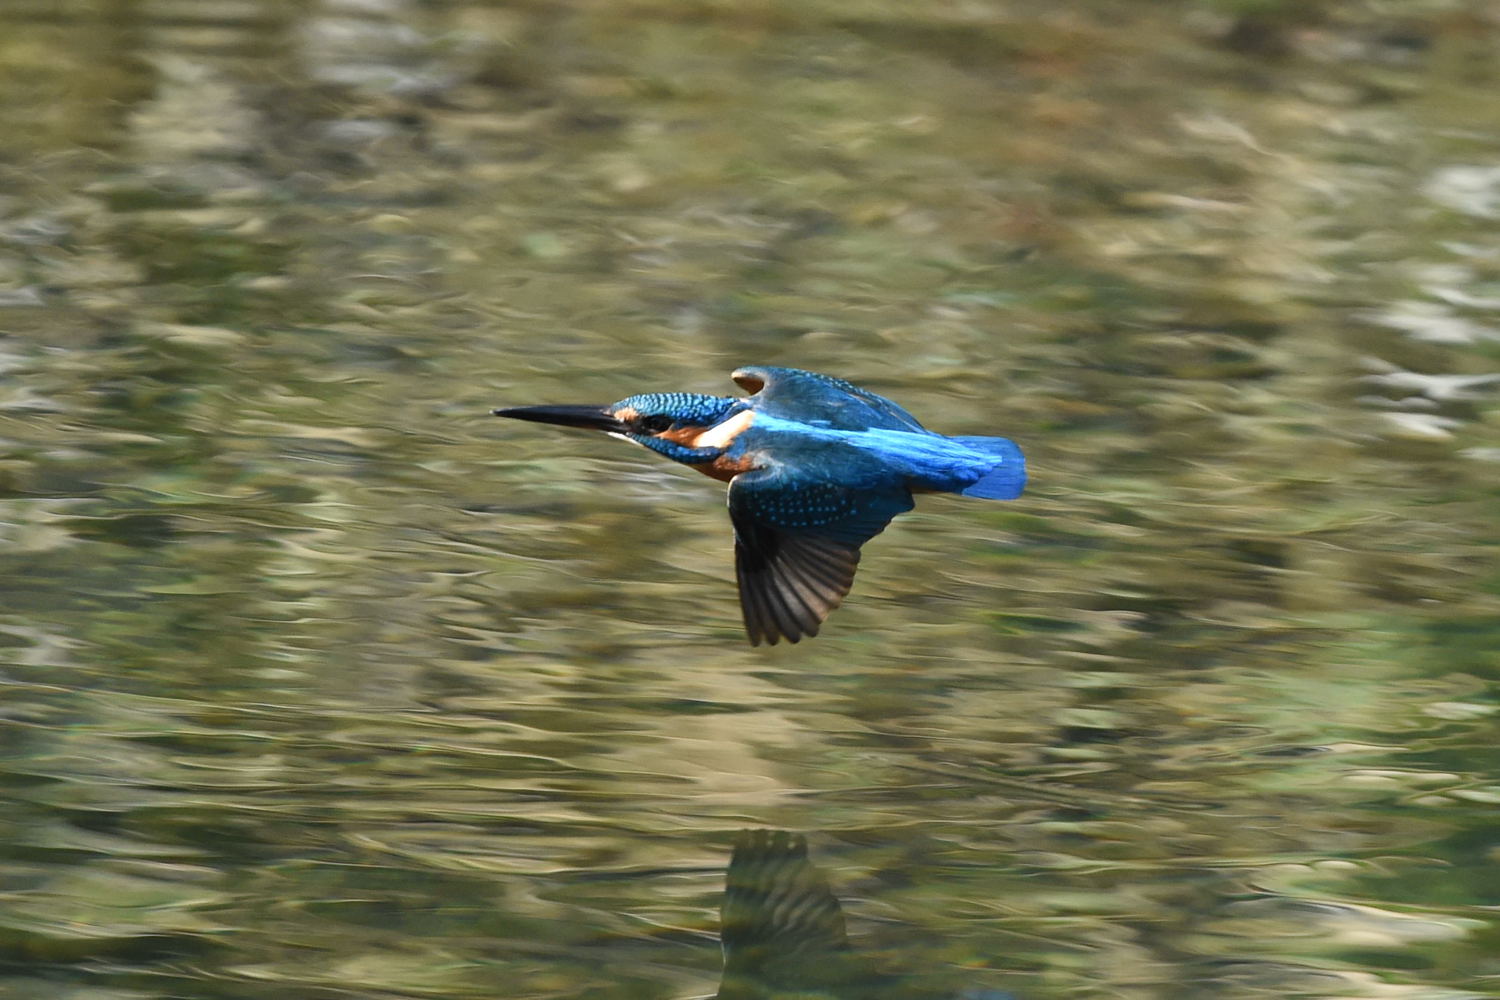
{"left": 951, "top": 435, "right": 1026, "bottom": 500}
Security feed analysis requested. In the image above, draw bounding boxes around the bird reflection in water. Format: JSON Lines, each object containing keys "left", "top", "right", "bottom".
{"left": 710, "top": 830, "right": 1016, "bottom": 1000}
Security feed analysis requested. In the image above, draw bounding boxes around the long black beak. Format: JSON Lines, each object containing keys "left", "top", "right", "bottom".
{"left": 492, "top": 404, "right": 626, "bottom": 433}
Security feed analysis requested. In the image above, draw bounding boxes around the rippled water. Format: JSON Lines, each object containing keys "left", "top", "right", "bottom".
{"left": 3, "top": 2, "right": 1500, "bottom": 998}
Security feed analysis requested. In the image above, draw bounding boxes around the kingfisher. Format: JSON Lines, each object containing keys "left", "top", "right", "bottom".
{"left": 493, "top": 365, "right": 1025, "bottom": 646}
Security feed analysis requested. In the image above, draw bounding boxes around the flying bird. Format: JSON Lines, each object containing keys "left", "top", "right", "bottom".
{"left": 494, "top": 365, "right": 1025, "bottom": 645}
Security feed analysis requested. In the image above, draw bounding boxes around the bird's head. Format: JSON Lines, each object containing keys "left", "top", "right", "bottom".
{"left": 494, "top": 391, "right": 749, "bottom": 464}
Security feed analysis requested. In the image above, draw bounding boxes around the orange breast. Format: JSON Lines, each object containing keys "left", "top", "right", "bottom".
{"left": 691, "top": 452, "right": 758, "bottom": 482}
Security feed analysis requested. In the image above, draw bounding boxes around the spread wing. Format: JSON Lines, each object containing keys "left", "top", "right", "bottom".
{"left": 728, "top": 465, "right": 913, "bottom": 645}
{"left": 731, "top": 365, "right": 928, "bottom": 432}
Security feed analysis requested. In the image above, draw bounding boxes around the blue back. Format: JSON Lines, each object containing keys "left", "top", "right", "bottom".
{"left": 734, "top": 412, "right": 1025, "bottom": 500}
{"left": 735, "top": 366, "right": 929, "bottom": 433}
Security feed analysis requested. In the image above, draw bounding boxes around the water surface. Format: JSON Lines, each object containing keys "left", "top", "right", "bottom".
{"left": 2, "top": 2, "right": 1499, "bottom": 998}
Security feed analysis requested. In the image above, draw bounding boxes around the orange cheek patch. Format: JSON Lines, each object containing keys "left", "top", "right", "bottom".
{"left": 613, "top": 406, "right": 639, "bottom": 423}
{"left": 657, "top": 426, "right": 704, "bottom": 446}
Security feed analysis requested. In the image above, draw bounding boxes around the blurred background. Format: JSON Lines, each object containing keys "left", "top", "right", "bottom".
{"left": 2, "top": 0, "right": 1499, "bottom": 997}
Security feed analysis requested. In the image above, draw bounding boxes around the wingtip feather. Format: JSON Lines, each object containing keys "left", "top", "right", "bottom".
{"left": 736, "top": 533, "right": 855, "bottom": 646}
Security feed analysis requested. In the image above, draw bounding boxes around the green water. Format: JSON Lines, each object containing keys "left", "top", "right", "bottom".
{"left": 2, "top": 1, "right": 1499, "bottom": 997}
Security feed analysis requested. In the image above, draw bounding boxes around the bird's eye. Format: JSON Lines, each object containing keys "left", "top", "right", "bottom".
{"left": 638, "top": 414, "right": 673, "bottom": 434}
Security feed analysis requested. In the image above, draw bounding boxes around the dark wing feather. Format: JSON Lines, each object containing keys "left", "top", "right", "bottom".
{"left": 728, "top": 467, "right": 913, "bottom": 645}
{"left": 731, "top": 365, "right": 928, "bottom": 432}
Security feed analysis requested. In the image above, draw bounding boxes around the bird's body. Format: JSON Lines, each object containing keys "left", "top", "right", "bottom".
{"left": 707, "top": 410, "right": 1021, "bottom": 494}
{"left": 494, "top": 366, "right": 1025, "bottom": 645}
